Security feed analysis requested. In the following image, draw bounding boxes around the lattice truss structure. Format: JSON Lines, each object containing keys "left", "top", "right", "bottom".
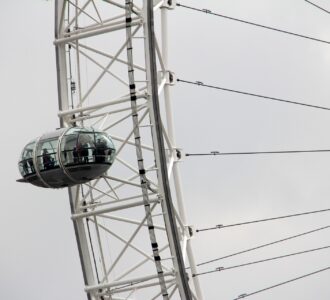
{"left": 54, "top": 1, "right": 203, "bottom": 299}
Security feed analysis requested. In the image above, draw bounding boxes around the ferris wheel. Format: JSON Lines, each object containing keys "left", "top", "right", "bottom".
{"left": 18, "top": 0, "right": 203, "bottom": 299}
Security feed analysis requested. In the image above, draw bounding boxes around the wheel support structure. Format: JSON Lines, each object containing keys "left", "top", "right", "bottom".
{"left": 54, "top": 1, "right": 203, "bottom": 299}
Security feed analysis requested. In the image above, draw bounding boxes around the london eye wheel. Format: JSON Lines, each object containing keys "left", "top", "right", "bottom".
{"left": 46, "top": 1, "right": 204, "bottom": 299}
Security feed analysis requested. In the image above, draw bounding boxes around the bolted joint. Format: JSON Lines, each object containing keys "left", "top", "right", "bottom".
{"left": 175, "top": 148, "right": 182, "bottom": 160}
{"left": 158, "top": 70, "right": 177, "bottom": 86}
{"left": 185, "top": 225, "right": 195, "bottom": 238}
{"left": 60, "top": 115, "right": 73, "bottom": 128}
{"left": 176, "top": 149, "right": 182, "bottom": 160}
{"left": 173, "top": 148, "right": 185, "bottom": 163}
{"left": 167, "top": 71, "right": 176, "bottom": 85}
{"left": 162, "top": 0, "right": 177, "bottom": 10}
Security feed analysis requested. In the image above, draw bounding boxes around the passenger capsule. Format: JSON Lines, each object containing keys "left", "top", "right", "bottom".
{"left": 17, "top": 127, "right": 116, "bottom": 188}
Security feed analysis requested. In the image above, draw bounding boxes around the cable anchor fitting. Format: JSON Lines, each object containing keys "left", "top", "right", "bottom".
{"left": 184, "top": 225, "right": 195, "bottom": 238}
{"left": 173, "top": 148, "right": 185, "bottom": 162}
{"left": 158, "top": 70, "right": 176, "bottom": 86}
{"left": 176, "top": 149, "right": 182, "bottom": 160}
{"left": 162, "top": 0, "right": 177, "bottom": 9}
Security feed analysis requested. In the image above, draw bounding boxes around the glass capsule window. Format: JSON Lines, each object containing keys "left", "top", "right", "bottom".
{"left": 77, "top": 133, "right": 95, "bottom": 163}
{"left": 60, "top": 128, "right": 116, "bottom": 166}
{"left": 36, "top": 138, "right": 59, "bottom": 171}
{"left": 61, "top": 131, "right": 79, "bottom": 165}
{"left": 18, "top": 141, "right": 36, "bottom": 176}
{"left": 95, "top": 132, "right": 116, "bottom": 164}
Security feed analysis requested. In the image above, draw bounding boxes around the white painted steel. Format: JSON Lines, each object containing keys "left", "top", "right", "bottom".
{"left": 85, "top": 271, "right": 175, "bottom": 291}
{"left": 99, "top": 214, "right": 166, "bottom": 230}
{"left": 71, "top": 198, "right": 160, "bottom": 219}
{"left": 54, "top": 1, "right": 204, "bottom": 299}
{"left": 107, "top": 279, "right": 176, "bottom": 295}
{"left": 160, "top": 6, "right": 204, "bottom": 300}
{"left": 143, "top": 0, "right": 192, "bottom": 298}
{"left": 54, "top": 19, "right": 142, "bottom": 44}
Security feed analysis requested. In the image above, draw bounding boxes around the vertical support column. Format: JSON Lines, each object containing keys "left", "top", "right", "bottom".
{"left": 55, "top": 0, "right": 70, "bottom": 127}
{"left": 55, "top": 2, "right": 96, "bottom": 299}
{"left": 160, "top": 4, "right": 204, "bottom": 300}
{"left": 143, "top": 0, "right": 192, "bottom": 299}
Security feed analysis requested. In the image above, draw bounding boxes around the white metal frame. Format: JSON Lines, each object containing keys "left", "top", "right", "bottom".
{"left": 54, "top": 1, "right": 203, "bottom": 299}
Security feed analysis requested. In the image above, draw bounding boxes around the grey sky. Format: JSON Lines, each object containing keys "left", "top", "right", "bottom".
{"left": 1, "top": 0, "right": 330, "bottom": 299}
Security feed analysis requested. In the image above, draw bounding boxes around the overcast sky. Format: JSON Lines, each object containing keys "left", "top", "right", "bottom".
{"left": 1, "top": 0, "right": 330, "bottom": 299}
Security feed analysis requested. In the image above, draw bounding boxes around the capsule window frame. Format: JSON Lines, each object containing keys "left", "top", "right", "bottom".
{"left": 35, "top": 138, "right": 60, "bottom": 172}
{"left": 19, "top": 141, "right": 36, "bottom": 177}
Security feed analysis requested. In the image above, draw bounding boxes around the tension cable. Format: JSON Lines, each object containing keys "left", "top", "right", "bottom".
{"left": 177, "top": 78, "right": 330, "bottom": 112}
{"left": 196, "top": 208, "right": 330, "bottom": 232}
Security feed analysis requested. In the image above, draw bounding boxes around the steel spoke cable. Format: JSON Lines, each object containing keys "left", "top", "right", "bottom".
{"left": 173, "top": 3, "right": 330, "bottom": 298}
{"left": 177, "top": 78, "right": 330, "bottom": 111}
{"left": 232, "top": 266, "right": 330, "bottom": 299}
{"left": 176, "top": 3, "right": 330, "bottom": 45}
{"left": 193, "top": 245, "right": 330, "bottom": 277}
{"left": 305, "top": 0, "right": 330, "bottom": 15}
{"left": 196, "top": 208, "right": 330, "bottom": 232}
{"left": 186, "top": 150, "right": 330, "bottom": 157}
{"left": 195, "top": 224, "right": 330, "bottom": 267}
